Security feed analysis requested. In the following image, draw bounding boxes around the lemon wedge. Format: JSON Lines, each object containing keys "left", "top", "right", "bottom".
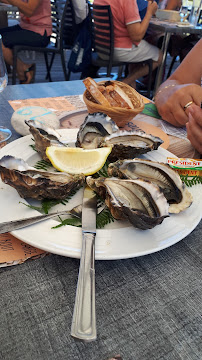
{"left": 46, "top": 146, "right": 112, "bottom": 175}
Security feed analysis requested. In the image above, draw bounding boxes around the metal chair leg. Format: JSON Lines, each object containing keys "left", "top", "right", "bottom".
{"left": 166, "top": 55, "right": 178, "bottom": 79}
{"left": 61, "top": 50, "right": 69, "bottom": 81}
{"left": 46, "top": 53, "right": 55, "bottom": 79}
{"left": 117, "top": 65, "right": 124, "bottom": 79}
{"left": 67, "top": 70, "right": 71, "bottom": 81}
{"left": 44, "top": 53, "right": 52, "bottom": 82}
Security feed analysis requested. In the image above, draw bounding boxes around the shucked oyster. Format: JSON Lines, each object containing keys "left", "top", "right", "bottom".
{"left": 76, "top": 112, "right": 119, "bottom": 149}
{"left": 108, "top": 159, "right": 192, "bottom": 213}
{"left": 102, "top": 130, "right": 163, "bottom": 161}
{"left": 86, "top": 176, "right": 169, "bottom": 230}
{"left": 25, "top": 120, "right": 67, "bottom": 161}
{"left": 0, "top": 155, "right": 85, "bottom": 200}
{"left": 76, "top": 113, "right": 163, "bottom": 160}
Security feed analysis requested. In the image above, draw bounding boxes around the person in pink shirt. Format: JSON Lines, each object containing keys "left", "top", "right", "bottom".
{"left": 0, "top": 0, "right": 52, "bottom": 83}
{"left": 94, "top": 0, "right": 162, "bottom": 87}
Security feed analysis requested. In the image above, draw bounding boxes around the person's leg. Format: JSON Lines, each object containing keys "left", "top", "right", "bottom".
{"left": 1, "top": 26, "right": 49, "bottom": 83}
{"left": 113, "top": 41, "right": 163, "bottom": 87}
{"left": 123, "top": 51, "right": 163, "bottom": 86}
{"left": 2, "top": 43, "right": 34, "bottom": 82}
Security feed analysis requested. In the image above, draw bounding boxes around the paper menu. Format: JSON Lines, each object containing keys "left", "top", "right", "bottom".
{"left": 160, "top": 121, "right": 187, "bottom": 140}
{"left": 8, "top": 95, "right": 86, "bottom": 115}
{"left": 0, "top": 233, "right": 47, "bottom": 267}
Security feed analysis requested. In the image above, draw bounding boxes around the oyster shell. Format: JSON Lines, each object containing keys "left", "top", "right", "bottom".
{"left": 108, "top": 159, "right": 192, "bottom": 213}
{"left": 0, "top": 155, "right": 85, "bottom": 200}
{"left": 102, "top": 130, "right": 163, "bottom": 161}
{"left": 76, "top": 113, "right": 163, "bottom": 160}
{"left": 86, "top": 176, "right": 169, "bottom": 230}
{"left": 76, "top": 112, "right": 119, "bottom": 149}
{"left": 25, "top": 120, "right": 67, "bottom": 161}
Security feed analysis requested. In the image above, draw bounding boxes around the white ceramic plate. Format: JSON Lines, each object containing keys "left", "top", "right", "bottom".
{"left": 0, "top": 129, "right": 201, "bottom": 260}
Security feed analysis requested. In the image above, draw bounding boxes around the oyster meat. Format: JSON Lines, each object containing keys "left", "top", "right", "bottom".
{"left": 0, "top": 155, "right": 85, "bottom": 200}
{"left": 76, "top": 113, "right": 163, "bottom": 160}
{"left": 76, "top": 112, "right": 119, "bottom": 149}
{"left": 25, "top": 120, "right": 67, "bottom": 161}
{"left": 86, "top": 176, "right": 169, "bottom": 230}
{"left": 108, "top": 159, "right": 192, "bottom": 213}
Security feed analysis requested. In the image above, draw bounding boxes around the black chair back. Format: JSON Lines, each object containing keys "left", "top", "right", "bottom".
{"left": 88, "top": 3, "right": 114, "bottom": 77}
{"left": 50, "top": 0, "right": 77, "bottom": 49}
{"left": 61, "top": 0, "right": 78, "bottom": 48}
{"left": 50, "top": 0, "right": 64, "bottom": 47}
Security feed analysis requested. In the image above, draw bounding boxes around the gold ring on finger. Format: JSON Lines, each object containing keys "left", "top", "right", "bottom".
{"left": 183, "top": 101, "right": 193, "bottom": 110}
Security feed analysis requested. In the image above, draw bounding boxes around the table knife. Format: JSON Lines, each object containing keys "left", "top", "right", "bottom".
{"left": 71, "top": 186, "right": 97, "bottom": 342}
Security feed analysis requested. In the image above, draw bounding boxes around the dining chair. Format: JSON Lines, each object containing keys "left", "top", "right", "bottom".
{"left": 12, "top": 0, "right": 78, "bottom": 84}
{"left": 88, "top": 3, "right": 153, "bottom": 98}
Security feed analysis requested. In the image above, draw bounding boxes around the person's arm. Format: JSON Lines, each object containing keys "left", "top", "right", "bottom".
{"left": 165, "top": 0, "right": 182, "bottom": 10}
{"left": 72, "top": 0, "right": 88, "bottom": 24}
{"left": 127, "top": 1, "right": 158, "bottom": 42}
{"left": 5, "top": 0, "right": 41, "bottom": 17}
{"left": 155, "top": 39, "right": 202, "bottom": 126}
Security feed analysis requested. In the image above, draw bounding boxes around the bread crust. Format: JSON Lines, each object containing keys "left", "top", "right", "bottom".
{"left": 83, "top": 78, "right": 111, "bottom": 107}
{"left": 83, "top": 78, "right": 135, "bottom": 109}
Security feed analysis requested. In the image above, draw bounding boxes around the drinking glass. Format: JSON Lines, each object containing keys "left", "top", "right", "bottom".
{"left": 179, "top": 6, "right": 188, "bottom": 22}
{"left": 0, "top": 34, "right": 12, "bottom": 145}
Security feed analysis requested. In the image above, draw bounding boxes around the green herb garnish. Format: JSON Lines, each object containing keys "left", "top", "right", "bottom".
{"left": 52, "top": 217, "right": 82, "bottom": 229}
{"left": 52, "top": 204, "right": 115, "bottom": 229}
{"left": 20, "top": 188, "right": 79, "bottom": 214}
{"left": 94, "top": 160, "right": 110, "bottom": 178}
{"left": 96, "top": 206, "right": 115, "bottom": 228}
{"left": 34, "top": 159, "right": 52, "bottom": 171}
{"left": 180, "top": 174, "right": 202, "bottom": 187}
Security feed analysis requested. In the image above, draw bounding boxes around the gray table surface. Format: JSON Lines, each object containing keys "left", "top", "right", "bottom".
{"left": 0, "top": 81, "right": 202, "bottom": 360}
{"left": 149, "top": 18, "right": 202, "bottom": 36}
{"left": 150, "top": 19, "right": 202, "bottom": 93}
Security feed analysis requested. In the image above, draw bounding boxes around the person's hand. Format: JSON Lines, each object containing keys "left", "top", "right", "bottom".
{"left": 186, "top": 104, "right": 202, "bottom": 154}
{"left": 147, "top": 1, "right": 158, "bottom": 16}
{"left": 155, "top": 83, "right": 202, "bottom": 127}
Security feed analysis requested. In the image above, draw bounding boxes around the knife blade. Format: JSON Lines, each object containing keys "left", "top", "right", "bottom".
{"left": 0, "top": 205, "right": 82, "bottom": 234}
{"left": 71, "top": 186, "right": 97, "bottom": 342}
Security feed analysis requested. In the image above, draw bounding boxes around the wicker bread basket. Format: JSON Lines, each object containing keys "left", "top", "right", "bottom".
{"left": 83, "top": 80, "right": 145, "bottom": 127}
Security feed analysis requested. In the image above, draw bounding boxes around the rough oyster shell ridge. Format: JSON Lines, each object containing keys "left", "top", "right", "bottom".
{"left": 0, "top": 155, "right": 85, "bottom": 200}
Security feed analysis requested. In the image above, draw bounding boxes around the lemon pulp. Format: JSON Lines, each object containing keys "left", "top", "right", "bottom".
{"left": 46, "top": 146, "right": 112, "bottom": 175}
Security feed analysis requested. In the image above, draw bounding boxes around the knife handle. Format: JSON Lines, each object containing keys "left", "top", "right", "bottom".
{"left": 71, "top": 232, "right": 96, "bottom": 342}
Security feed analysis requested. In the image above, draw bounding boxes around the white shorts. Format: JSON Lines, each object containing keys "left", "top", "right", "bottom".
{"left": 113, "top": 40, "right": 160, "bottom": 63}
